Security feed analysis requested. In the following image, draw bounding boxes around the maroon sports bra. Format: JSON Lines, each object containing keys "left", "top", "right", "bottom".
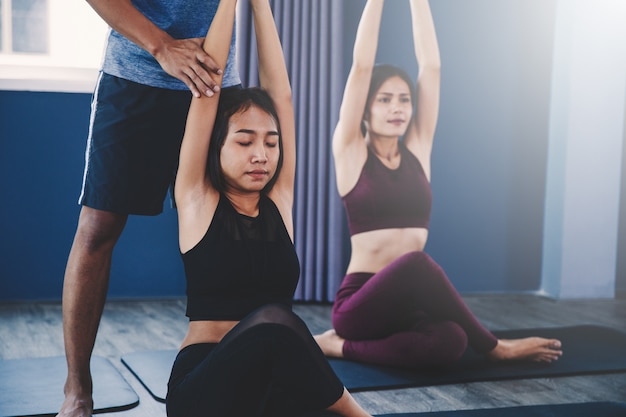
{"left": 341, "top": 143, "right": 432, "bottom": 236}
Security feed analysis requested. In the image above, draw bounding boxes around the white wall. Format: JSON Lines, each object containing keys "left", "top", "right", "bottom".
{"left": 542, "top": 0, "right": 626, "bottom": 298}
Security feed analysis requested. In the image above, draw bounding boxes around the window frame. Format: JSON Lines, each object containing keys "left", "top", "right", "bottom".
{"left": 0, "top": 0, "right": 108, "bottom": 93}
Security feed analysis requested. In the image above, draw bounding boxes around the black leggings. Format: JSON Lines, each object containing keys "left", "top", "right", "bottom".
{"left": 166, "top": 304, "right": 344, "bottom": 417}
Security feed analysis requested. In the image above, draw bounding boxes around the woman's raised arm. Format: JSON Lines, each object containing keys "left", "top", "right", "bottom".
{"left": 404, "top": 0, "right": 440, "bottom": 175}
{"left": 333, "top": 0, "right": 384, "bottom": 196}
{"left": 251, "top": 0, "right": 296, "bottom": 210}
{"left": 175, "top": 0, "right": 237, "bottom": 252}
{"left": 175, "top": 0, "right": 237, "bottom": 206}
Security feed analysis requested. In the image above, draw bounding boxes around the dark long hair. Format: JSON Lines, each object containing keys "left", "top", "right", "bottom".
{"left": 361, "top": 64, "right": 416, "bottom": 136}
{"left": 207, "top": 87, "right": 283, "bottom": 194}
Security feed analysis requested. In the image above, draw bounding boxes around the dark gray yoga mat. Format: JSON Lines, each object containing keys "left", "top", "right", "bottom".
{"left": 328, "top": 325, "right": 626, "bottom": 391}
{"left": 122, "top": 325, "right": 626, "bottom": 401}
{"left": 332, "top": 325, "right": 626, "bottom": 391}
{"left": 0, "top": 355, "right": 138, "bottom": 417}
{"left": 373, "top": 402, "right": 626, "bottom": 417}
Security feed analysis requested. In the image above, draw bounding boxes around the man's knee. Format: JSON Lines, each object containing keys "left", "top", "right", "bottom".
{"left": 74, "top": 206, "right": 128, "bottom": 252}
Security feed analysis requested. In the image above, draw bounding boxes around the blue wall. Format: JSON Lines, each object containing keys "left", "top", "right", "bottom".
{"left": 343, "top": 0, "right": 559, "bottom": 293}
{"left": 429, "top": 0, "right": 557, "bottom": 292}
{"left": 2, "top": 0, "right": 624, "bottom": 301}
{"left": 0, "top": 91, "right": 185, "bottom": 301}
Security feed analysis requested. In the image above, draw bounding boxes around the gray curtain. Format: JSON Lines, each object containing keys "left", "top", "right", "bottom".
{"left": 237, "top": 0, "right": 348, "bottom": 302}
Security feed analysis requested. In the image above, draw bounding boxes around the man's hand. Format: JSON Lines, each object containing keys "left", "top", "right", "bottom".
{"left": 154, "top": 37, "right": 224, "bottom": 97}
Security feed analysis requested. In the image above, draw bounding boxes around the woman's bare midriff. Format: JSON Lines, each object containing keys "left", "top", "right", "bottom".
{"left": 180, "top": 320, "right": 240, "bottom": 349}
{"left": 346, "top": 227, "right": 429, "bottom": 274}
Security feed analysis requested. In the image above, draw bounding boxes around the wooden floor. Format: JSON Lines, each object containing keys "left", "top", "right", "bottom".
{"left": 1, "top": 293, "right": 625, "bottom": 416}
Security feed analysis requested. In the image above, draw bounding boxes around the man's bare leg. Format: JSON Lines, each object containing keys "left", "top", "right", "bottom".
{"left": 57, "top": 207, "right": 127, "bottom": 417}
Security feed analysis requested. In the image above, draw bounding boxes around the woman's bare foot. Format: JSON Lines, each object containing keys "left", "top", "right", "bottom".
{"left": 314, "top": 329, "right": 346, "bottom": 358}
{"left": 326, "top": 387, "right": 372, "bottom": 417}
{"left": 487, "top": 337, "right": 563, "bottom": 363}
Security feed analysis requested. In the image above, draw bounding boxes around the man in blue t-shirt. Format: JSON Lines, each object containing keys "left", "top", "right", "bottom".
{"left": 58, "top": 2, "right": 240, "bottom": 416}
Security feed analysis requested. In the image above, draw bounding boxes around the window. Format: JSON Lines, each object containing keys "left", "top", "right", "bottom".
{"left": 0, "top": 0, "right": 108, "bottom": 92}
{"left": 1, "top": 0, "right": 49, "bottom": 54}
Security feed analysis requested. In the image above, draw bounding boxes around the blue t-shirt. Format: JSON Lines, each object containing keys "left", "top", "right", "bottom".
{"left": 101, "top": 0, "right": 240, "bottom": 90}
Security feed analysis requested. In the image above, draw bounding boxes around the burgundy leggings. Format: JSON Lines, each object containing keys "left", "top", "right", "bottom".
{"left": 332, "top": 251, "right": 498, "bottom": 369}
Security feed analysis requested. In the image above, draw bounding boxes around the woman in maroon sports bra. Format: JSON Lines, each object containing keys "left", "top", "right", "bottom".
{"left": 314, "top": 0, "right": 563, "bottom": 369}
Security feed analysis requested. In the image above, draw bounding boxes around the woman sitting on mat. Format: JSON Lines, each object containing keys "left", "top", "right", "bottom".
{"left": 166, "top": 1, "right": 372, "bottom": 416}
{"left": 314, "top": 0, "right": 563, "bottom": 370}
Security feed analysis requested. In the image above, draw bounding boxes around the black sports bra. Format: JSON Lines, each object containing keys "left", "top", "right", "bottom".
{"left": 182, "top": 194, "right": 300, "bottom": 321}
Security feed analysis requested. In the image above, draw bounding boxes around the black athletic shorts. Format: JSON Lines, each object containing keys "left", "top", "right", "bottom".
{"left": 79, "top": 72, "right": 240, "bottom": 215}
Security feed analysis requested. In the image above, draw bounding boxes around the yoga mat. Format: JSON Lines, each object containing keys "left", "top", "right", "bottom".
{"left": 330, "top": 325, "right": 626, "bottom": 391}
{"left": 374, "top": 401, "right": 626, "bottom": 416}
{"left": 0, "top": 355, "right": 138, "bottom": 417}
{"left": 122, "top": 349, "right": 176, "bottom": 402}
{"left": 122, "top": 325, "right": 626, "bottom": 401}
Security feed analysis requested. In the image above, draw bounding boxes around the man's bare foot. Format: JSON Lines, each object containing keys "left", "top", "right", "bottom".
{"left": 56, "top": 389, "right": 93, "bottom": 417}
{"left": 314, "top": 329, "right": 346, "bottom": 358}
{"left": 487, "top": 337, "right": 562, "bottom": 363}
